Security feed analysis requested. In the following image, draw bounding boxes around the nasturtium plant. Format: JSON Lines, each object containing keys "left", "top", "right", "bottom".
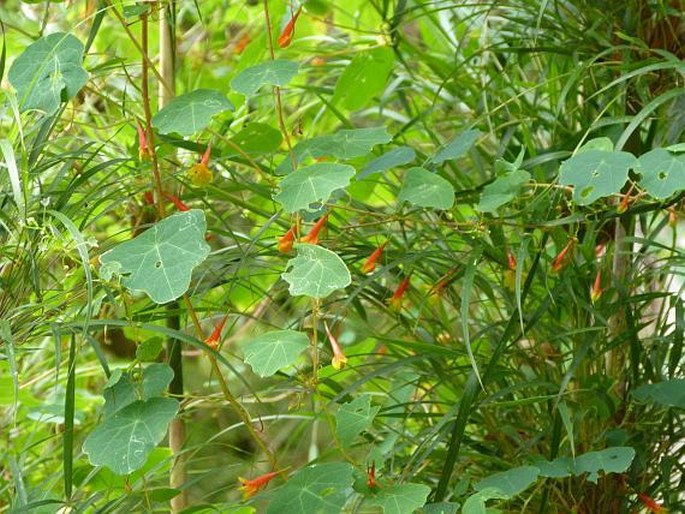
{"left": 636, "top": 148, "right": 685, "bottom": 199}
{"left": 365, "top": 483, "right": 432, "bottom": 514}
{"left": 230, "top": 59, "right": 299, "bottom": 96}
{"left": 335, "top": 394, "right": 380, "bottom": 447}
{"left": 83, "top": 397, "right": 178, "bottom": 475}
{"left": 473, "top": 465, "right": 539, "bottom": 497}
{"left": 282, "top": 244, "right": 351, "bottom": 298}
{"left": 559, "top": 149, "right": 638, "bottom": 205}
{"left": 4, "top": 2, "right": 683, "bottom": 513}
{"left": 277, "top": 127, "right": 392, "bottom": 173}
{"left": 398, "top": 167, "right": 455, "bottom": 209}
{"left": 151, "top": 89, "right": 234, "bottom": 136}
{"left": 632, "top": 379, "right": 685, "bottom": 408}
{"left": 266, "top": 463, "right": 355, "bottom": 514}
{"left": 242, "top": 330, "right": 309, "bottom": 377}
{"left": 8, "top": 32, "right": 88, "bottom": 114}
{"left": 273, "top": 163, "right": 355, "bottom": 213}
{"left": 99, "top": 210, "right": 211, "bottom": 304}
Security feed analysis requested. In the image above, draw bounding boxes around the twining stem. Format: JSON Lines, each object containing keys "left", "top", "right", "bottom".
{"left": 140, "top": 10, "right": 165, "bottom": 220}
{"left": 310, "top": 299, "right": 320, "bottom": 385}
{"left": 182, "top": 295, "right": 277, "bottom": 468}
{"left": 262, "top": 0, "right": 297, "bottom": 171}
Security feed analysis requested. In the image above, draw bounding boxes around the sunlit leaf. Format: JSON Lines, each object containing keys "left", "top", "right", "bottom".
{"left": 266, "top": 463, "right": 355, "bottom": 514}
{"left": 274, "top": 163, "right": 355, "bottom": 213}
{"left": 559, "top": 150, "right": 637, "bottom": 205}
{"left": 8, "top": 32, "right": 88, "bottom": 114}
{"left": 335, "top": 395, "right": 379, "bottom": 447}
{"left": 242, "top": 330, "right": 309, "bottom": 377}
{"left": 282, "top": 244, "right": 351, "bottom": 298}
{"left": 332, "top": 47, "right": 394, "bottom": 111}
{"left": 636, "top": 148, "right": 685, "bottom": 199}
{"left": 365, "top": 483, "right": 431, "bottom": 514}
{"left": 430, "top": 129, "right": 480, "bottom": 164}
{"left": 633, "top": 379, "right": 685, "bottom": 408}
{"left": 151, "top": 89, "right": 233, "bottom": 136}
{"left": 398, "top": 167, "right": 455, "bottom": 210}
{"left": 83, "top": 398, "right": 178, "bottom": 475}
{"left": 99, "top": 210, "right": 211, "bottom": 304}
{"left": 231, "top": 59, "right": 299, "bottom": 96}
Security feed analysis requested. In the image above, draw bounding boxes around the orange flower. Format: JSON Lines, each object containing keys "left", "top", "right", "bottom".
{"left": 238, "top": 470, "right": 284, "bottom": 499}
{"left": 367, "top": 461, "right": 378, "bottom": 490}
{"left": 188, "top": 143, "right": 213, "bottom": 186}
{"left": 507, "top": 251, "right": 517, "bottom": 271}
{"left": 162, "top": 191, "right": 189, "bottom": 212}
{"left": 324, "top": 321, "right": 347, "bottom": 370}
{"left": 389, "top": 276, "right": 410, "bottom": 311}
{"left": 137, "top": 122, "right": 152, "bottom": 161}
{"left": 204, "top": 314, "right": 229, "bottom": 350}
{"left": 638, "top": 492, "right": 666, "bottom": 513}
{"left": 361, "top": 243, "right": 386, "bottom": 274}
{"left": 234, "top": 32, "right": 251, "bottom": 55}
{"left": 278, "top": 226, "right": 296, "bottom": 253}
{"left": 551, "top": 240, "right": 575, "bottom": 273}
{"left": 590, "top": 270, "right": 602, "bottom": 303}
{"left": 301, "top": 215, "right": 327, "bottom": 245}
{"left": 277, "top": 5, "right": 303, "bottom": 49}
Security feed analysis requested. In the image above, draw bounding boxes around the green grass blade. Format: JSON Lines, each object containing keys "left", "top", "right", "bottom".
{"left": 63, "top": 334, "right": 77, "bottom": 499}
{"left": 461, "top": 245, "right": 484, "bottom": 388}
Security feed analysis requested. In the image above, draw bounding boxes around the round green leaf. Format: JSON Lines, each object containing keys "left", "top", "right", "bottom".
{"left": 103, "top": 364, "right": 174, "bottom": 417}
{"left": 398, "top": 167, "right": 455, "bottom": 209}
{"left": 266, "top": 463, "right": 355, "bottom": 514}
{"left": 282, "top": 244, "right": 351, "bottom": 298}
{"left": 8, "top": 32, "right": 88, "bottom": 114}
{"left": 99, "top": 210, "right": 211, "bottom": 304}
{"left": 632, "top": 379, "right": 685, "bottom": 409}
{"left": 559, "top": 149, "right": 638, "bottom": 205}
{"left": 637, "top": 148, "right": 685, "bottom": 199}
{"left": 151, "top": 89, "right": 233, "bottom": 137}
{"left": 82, "top": 397, "right": 178, "bottom": 475}
{"left": 230, "top": 59, "right": 299, "bottom": 96}
{"left": 366, "top": 483, "right": 431, "bottom": 514}
{"left": 574, "top": 447, "right": 635, "bottom": 483}
{"left": 274, "top": 163, "right": 355, "bottom": 213}
{"left": 243, "top": 330, "right": 309, "bottom": 378}
{"left": 335, "top": 395, "right": 380, "bottom": 447}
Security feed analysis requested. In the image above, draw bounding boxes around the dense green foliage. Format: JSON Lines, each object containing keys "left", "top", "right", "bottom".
{"left": 1, "top": 1, "right": 684, "bottom": 513}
